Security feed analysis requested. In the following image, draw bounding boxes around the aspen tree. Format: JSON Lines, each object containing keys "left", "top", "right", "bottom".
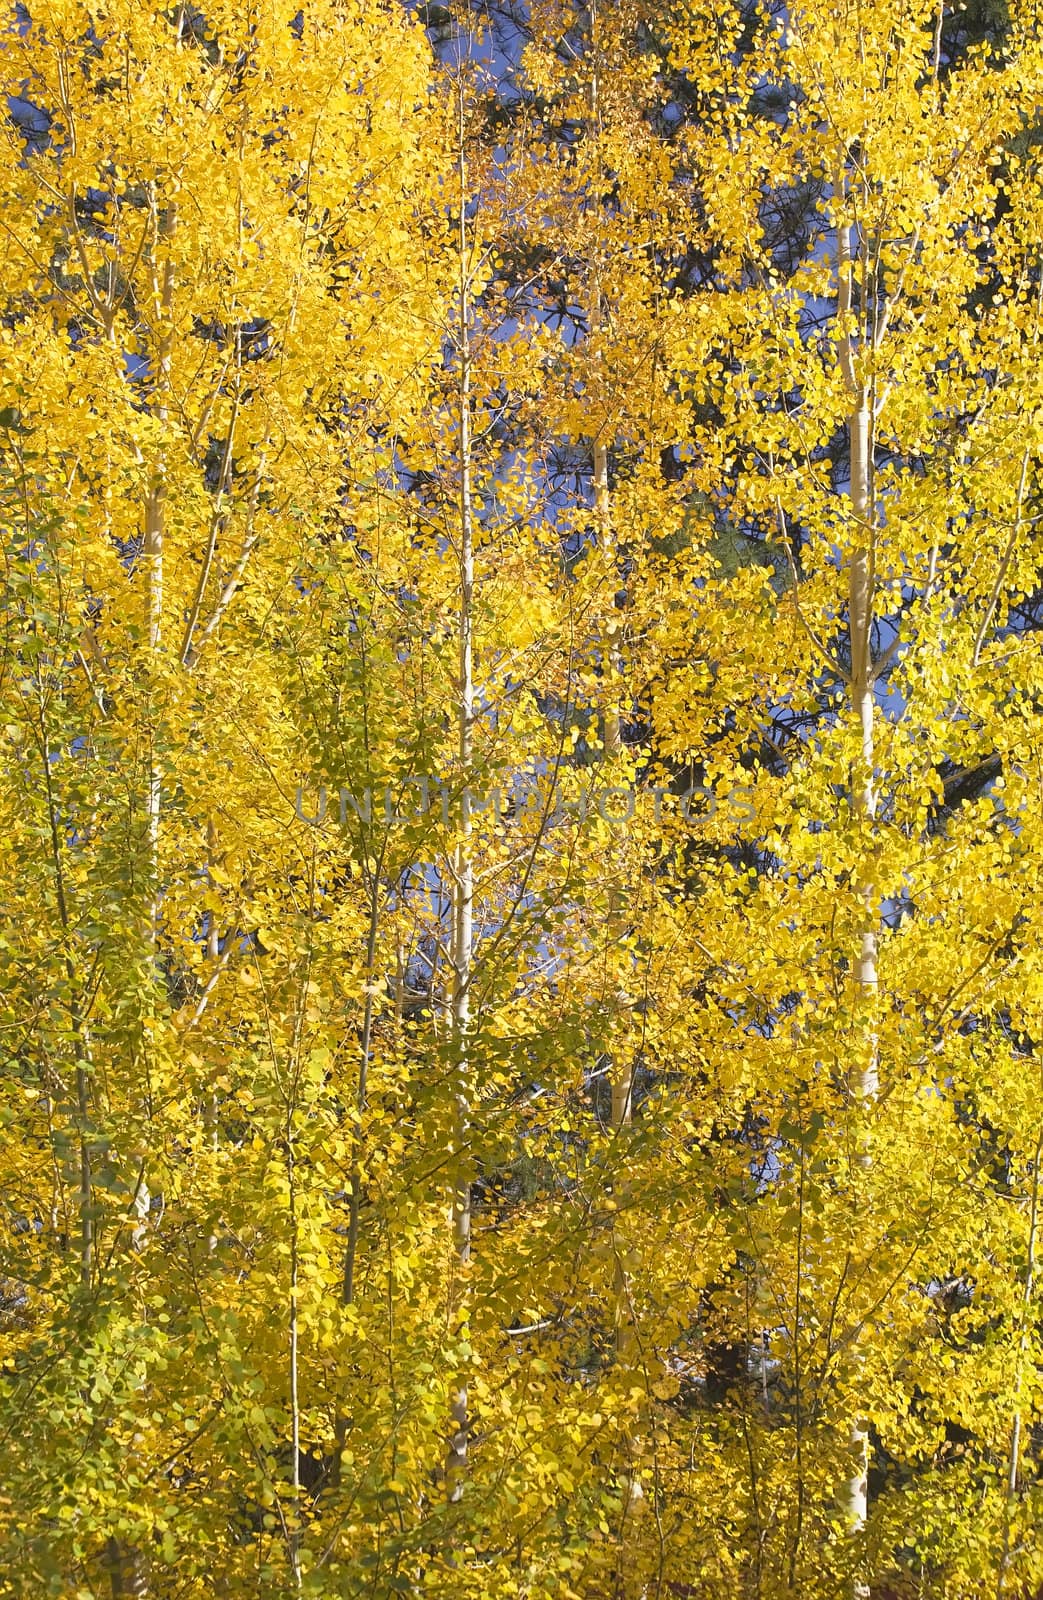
{"left": 444, "top": 63, "right": 477, "bottom": 1512}
{"left": 5, "top": 0, "right": 1043, "bottom": 1594}
{"left": 0, "top": 1, "right": 440, "bottom": 1590}
{"left": 579, "top": 1, "right": 644, "bottom": 1526}
{"left": 835, "top": 128, "right": 881, "bottom": 1594}
{"left": 655, "top": 1, "right": 1043, "bottom": 1591}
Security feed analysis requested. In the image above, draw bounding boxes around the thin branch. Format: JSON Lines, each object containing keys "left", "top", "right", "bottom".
{"left": 774, "top": 497, "right": 843, "bottom": 674}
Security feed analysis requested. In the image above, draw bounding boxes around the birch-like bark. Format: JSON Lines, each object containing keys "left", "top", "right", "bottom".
{"left": 586, "top": 7, "right": 640, "bottom": 1511}
{"left": 332, "top": 822, "right": 389, "bottom": 1488}
{"left": 105, "top": 189, "right": 177, "bottom": 1600}
{"left": 204, "top": 818, "right": 221, "bottom": 1153}
{"left": 445, "top": 78, "right": 475, "bottom": 1509}
{"left": 103, "top": 1540, "right": 150, "bottom": 1600}
{"left": 128, "top": 196, "right": 175, "bottom": 1271}
{"left": 997, "top": 1127, "right": 1042, "bottom": 1598}
{"left": 597, "top": 418, "right": 643, "bottom": 1516}
{"left": 593, "top": 425, "right": 621, "bottom": 766}
{"left": 39, "top": 718, "right": 94, "bottom": 1289}
{"left": 144, "top": 195, "right": 175, "bottom": 949}
{"left": 288, "top": 1138, "right": 302, "bottom": 1589}
{"left": 341, "top": 875, "right": 381, "bottom": 1309}
{"left": 594, "top": 408, "right": 636, "bottom": 1362}
{"left": 837, "top": 174, "right": 878, "bottom": 1599}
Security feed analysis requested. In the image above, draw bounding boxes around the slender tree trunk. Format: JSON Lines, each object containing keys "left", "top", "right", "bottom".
{"left": 595, "top": 406, "right": 638, "bottom": 1386}
{"left": 103, "top": 1539, "right": 150, "bottom": 1600}
{"left": 593, "top": 428, "right": 621, "bottom": 766}
{"left": 40, "top": 720, "right": 95, "bottom": 1289}
{"left": 204, "top": 820, "right": 221, "bottom": 1153}
{"left": 144, "top": 196, "right": 175, "bottom": 952}
{"left": 105, "top": 190, "right": 178, "bottom": 1600}
{"left": 843, "top": 407, "right": 878, "bottom": 1579}
{"left": 341, "top": 889, "right": 380, "bottom": 1309}
{"left": 586, "top": 13, "right": 640, "bottom": 1513}
{"left": 837, "top": 180, "right": 878, "bottom": 1597}
{"left": 585, "top": 6, "right": 643, "bottom": 1516}
{"left": 997, "top": 1126, "right": 1042, "bottom": 1597}
{"left": 286, "top": 1107, "right": 303, "bottom": 1589}
{"left": 334, "top": 865, "right": 383, "bottom": 1483}
{"left": 445, "top": 77, "right": 475, "bottom": 1511}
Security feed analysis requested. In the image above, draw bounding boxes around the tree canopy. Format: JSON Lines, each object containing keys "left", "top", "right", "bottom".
{"left": 2, "top": 1, "right": 1043, "bottom": 1596}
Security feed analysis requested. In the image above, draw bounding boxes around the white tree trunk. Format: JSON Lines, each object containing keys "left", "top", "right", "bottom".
{"left": 107, "top": 193, "right": 177, "bottom": 1600}
{"left": 591, "top": 285, "right": 642, "bottom": 1522}
{"left": 585, "top": 5, "right": 640, "bottom": 1515}
{"left": 446, "top": 79, "right": 475, "bottom": 1509}
{"left": 997, "top": 1128, "right": 1042, "bottom": 1597}
{"left": 144, "top": 198, "right": 175, "bottom": 953}
{"left": 838, "top": 183, "right": 878, "bottom": 1595}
